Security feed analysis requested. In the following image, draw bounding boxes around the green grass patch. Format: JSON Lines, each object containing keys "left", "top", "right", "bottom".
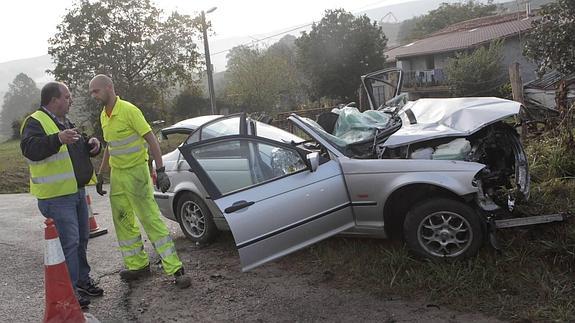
{"left": 0, "top": 140, "right": 30, "bottom": 194}
{"left": 308, "top": 224, "right": 575, "bottom": 321}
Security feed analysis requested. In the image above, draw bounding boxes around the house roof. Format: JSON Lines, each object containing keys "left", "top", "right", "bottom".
{"left": 525, "top": 71, "right": 575, "bottom": 90}
{"left": 385, "top": 12, "right": 537, "bottom": 61}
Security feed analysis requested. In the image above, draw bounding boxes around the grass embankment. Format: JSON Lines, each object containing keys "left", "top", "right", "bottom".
{"left": 309, "top": 133, "right": 575, "bottom": 322}
{"left": 0, "top": 140, "right": 29, "bottom": 193}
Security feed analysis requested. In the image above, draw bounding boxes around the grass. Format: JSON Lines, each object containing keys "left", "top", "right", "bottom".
{"left": 0, "top": 140, "right": 30, "bottom": 193}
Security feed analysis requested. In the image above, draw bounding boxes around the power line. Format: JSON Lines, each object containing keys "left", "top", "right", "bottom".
{"left": 210, "top": 23, "right": 313, "bottom": 57}
{"left": 209, "top": 0, "right": 400, "bottom": 58}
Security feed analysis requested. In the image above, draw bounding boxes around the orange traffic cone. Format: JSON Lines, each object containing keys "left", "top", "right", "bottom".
{"left": 86, "top": 194, "right": 108, "bottom": 238}
{"left": 43, "top": 218, "right": 86, "bottom": 323}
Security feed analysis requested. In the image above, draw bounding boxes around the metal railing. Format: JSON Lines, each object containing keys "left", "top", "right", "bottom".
{"left": 403, "top": 69, "right": 448, "bottom": 88}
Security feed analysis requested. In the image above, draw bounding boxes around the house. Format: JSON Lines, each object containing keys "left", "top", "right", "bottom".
{"left": 524, "top": 71, "right": 575, "bottom": 112}
{"left": 384, "top": 11, "right": 539, "bottom": 99}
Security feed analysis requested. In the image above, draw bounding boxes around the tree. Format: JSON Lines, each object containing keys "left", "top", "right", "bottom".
{"left": 48, "top": 0, "right": 202, "bottom": 125}
{"left": 171, "top": 86, "right": 210, "bottom": 121}
{"left": 524, "top": 0, "right": 575, "bottom": 76}
{"left": 296, "top": 9, "right": 387, "bottom": 101}
{"left": 225, "top": 37, "right": 303, "bottom": 112}
{"left": 399, "top": 1, "right": 497, "bottom": 43}
{"left": 0, "top": 73, "right": 39, "bottom": 140}
{"left": 445, "top": 40, "right": 507, "bottom": 97}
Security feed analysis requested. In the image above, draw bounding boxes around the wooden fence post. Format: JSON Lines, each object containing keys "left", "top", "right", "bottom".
{"left": 509, "top": 62, "right": 527, "bottom": 138}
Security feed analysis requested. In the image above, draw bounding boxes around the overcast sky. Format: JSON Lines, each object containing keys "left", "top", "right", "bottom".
{"left": 0, "top": 0, "right": 423, "bottom": 64}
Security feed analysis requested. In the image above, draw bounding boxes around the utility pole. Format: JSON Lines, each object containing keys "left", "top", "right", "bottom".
{"left": 202, "top": 8, "right": 217, "bottom": 115}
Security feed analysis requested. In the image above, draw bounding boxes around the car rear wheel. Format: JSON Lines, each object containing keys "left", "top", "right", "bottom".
{"left": 403, "top": 198, "right": 483, "bottom": 260}
{"left": 176, "top": 192, "right": 219, "bottom": 244}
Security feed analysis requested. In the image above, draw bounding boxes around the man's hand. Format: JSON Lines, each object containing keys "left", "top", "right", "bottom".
{"left": 58, "top": 129, "right": 81, "bottom": 144}
{"left": 88, "top": 137, "right": 101, "bottom": 155}
{"left": 96, "top": 173, "right": 107, "bottom": 196}
{"left": 155, "top": 167, "right": 171, "bottom": 193}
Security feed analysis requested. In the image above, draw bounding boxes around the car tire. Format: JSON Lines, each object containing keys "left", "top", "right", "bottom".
{"left": 176, "top": 192, "right": 219, "bottom": 244}
{"left": 403, "top": 198, "right": 483, "bottom": 260}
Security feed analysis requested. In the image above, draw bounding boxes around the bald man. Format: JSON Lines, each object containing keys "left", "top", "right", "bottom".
{"left": 89, "top": 75, "right": 191, "bottom": 289}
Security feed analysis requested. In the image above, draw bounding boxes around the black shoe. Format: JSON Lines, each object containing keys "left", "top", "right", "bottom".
{"left": 77, "top": 294, "right": 90, "bottom": 309}
{"left": 119, "top": 264, "right": 151, "bottom": 281}
{"left": 77, "top": 278, "right": 104, "bottom": 297}
{"left": 174, "top": 268, "right": 191, "bottom": 289}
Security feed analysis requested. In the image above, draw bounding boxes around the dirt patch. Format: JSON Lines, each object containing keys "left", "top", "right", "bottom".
{"left": 127, "top": 233, "right": 502, "bottom": 322}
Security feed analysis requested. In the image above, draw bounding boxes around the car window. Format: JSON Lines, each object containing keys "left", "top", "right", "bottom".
{"left": 185, "top": 131, "right": 200, "bottom": 145}
{"left": 200, "top": 116, "right": 241, "bottom": 140}
{"left": 255, "top": 121, "right": 304, "bottom": 143}
{"left": 191, "top": 139, "right": 306, "bottom": 195}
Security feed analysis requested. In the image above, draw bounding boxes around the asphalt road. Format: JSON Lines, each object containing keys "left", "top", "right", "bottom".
{"left": 0, "top": 186, "right": 129, "bottom": 322}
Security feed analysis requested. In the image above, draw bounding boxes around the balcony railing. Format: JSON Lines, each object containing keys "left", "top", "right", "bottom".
{"left": 403, "top": 69, "right": 449, "bottom": 88}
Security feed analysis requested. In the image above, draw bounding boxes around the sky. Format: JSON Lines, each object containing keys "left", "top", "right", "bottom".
{"left": 0, "top": 0, "right": 421, "bottom": 64}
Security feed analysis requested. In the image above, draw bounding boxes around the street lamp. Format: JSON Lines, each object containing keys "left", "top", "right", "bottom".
{"left": 201, "top": 7, "right": 217, "bottom": 115}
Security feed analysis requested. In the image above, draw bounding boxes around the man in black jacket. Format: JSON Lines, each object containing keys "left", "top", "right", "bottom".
{"left": 20, "top": 81, "right": 104, "bottom": 308}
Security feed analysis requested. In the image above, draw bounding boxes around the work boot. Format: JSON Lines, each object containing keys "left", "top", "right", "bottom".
{"left": 174, "top": 267, "right": 191, "bottom": 289}
{"left": 77, "top": 278, "right": 104, "bottom": 297}
{"left": 119, "top": 264, "right": 151, "bottom": 281}
{"left": 77, "top": 294, "right": 90, "bottom": 309}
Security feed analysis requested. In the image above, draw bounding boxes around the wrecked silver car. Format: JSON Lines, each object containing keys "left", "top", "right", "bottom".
{"left": 156, "top": 69, "right": 531, "bottom": 271}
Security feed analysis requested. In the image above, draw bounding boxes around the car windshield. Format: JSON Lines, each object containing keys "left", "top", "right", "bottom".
{"left": 299, "top": 107, "right": 394, "bottom": 150}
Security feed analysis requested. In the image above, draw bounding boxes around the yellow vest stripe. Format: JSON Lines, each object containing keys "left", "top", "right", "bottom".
{"left": 109, "top": 145, "right": 143, "bottom": 156}
{"left": 31, "top": 172, "right": 76, "bottom": 184}
{"left": 25, "top": 151, "right": 69, "bottom": 165}
{"left": 109, "top": 134, "right": 140, "bottom": 147}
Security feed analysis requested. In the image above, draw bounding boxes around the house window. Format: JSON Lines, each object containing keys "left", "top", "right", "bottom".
{"left": 426, "top": 56, "right": 435, "bottom": 70}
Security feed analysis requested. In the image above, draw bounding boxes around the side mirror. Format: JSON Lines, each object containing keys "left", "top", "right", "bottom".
{"left": 306, "top": 152, "right": 319, "bottom": 172}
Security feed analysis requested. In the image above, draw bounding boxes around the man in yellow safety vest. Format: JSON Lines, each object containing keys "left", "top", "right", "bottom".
{"left": 20, "top": 81, "right": 104, "bottom": 308}
{"left": 89, "top": 74, "right": 191, "bottom": 289}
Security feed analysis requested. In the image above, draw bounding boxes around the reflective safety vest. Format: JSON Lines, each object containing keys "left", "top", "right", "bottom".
{"left": 22, "top": 111, "right": 77, "bottom": 199}
{"left": 107, "top": 133, "right": 148, "bottom": 167}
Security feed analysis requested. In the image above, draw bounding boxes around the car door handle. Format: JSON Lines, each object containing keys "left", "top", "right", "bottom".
{"left": 224, "top": 200, "right": 255, "bottom": 214}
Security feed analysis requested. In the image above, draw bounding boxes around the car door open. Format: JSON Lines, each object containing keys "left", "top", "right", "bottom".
{"left": 179, "top": 136, "right": 355, "bottom": 271}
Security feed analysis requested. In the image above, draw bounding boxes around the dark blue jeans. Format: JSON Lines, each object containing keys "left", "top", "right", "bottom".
{"left": 38, "top": 188, "right": 91, "bottom": 289}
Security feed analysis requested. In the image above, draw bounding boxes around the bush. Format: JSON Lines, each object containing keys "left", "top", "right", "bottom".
{"left": 11, "top": 120, "right": 21, "bottom": 140}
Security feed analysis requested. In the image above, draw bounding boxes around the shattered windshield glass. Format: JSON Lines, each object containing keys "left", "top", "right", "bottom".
{"left": 332, "top": 107, "right": 391, "bottom": 143}
{"left": 300, "top": 117, "right": 349, "bottom": 149}
{"left": 300, "top": 107, "right": 393, "bottom": 151}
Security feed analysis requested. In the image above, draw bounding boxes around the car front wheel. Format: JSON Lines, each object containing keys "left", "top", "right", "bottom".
{"left": 176, "top": 192, "right": 219, "bottom": 244}
{"left": 403, "top": 198, "right": 483, "bottom": 260}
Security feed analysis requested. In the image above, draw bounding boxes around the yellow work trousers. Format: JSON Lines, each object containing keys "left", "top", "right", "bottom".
{"left": 110, "top": 162, "right": 182, "bottom": 275}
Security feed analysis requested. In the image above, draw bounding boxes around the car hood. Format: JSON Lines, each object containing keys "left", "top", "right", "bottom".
{"left": 382, "top": 97, "right": 522, "bottom": 148}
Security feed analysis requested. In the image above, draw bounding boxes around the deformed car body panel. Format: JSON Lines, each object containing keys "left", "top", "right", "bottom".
{"left": 179, "top": 136, "right": 355, "bottom": 272}
{"left": 383, "top": 97, "right": 522, "bottom": 148}
{"left": 338, "top": 158, "right": 485, "bottom": 228}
